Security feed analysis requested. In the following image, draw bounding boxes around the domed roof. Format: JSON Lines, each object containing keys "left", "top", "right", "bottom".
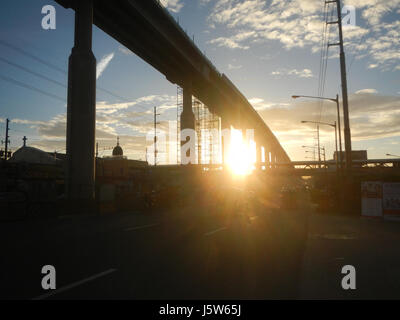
{"left": 112, "top": 137, "right": 123, "bottom": 156}
{"left": 9, "top": 146, "right": 57, "bottom": 164}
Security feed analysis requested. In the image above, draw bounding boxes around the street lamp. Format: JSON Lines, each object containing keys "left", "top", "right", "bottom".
{"left": 304, "top": 150, "right": 315, "bottom": 159}
{"left": 305, "top": 146, "right": 327, "bottom": 161}
{"left": 301, "top": 120, "right": 338, "bottom": 172}
{"left": 301, "top": 146, "right": 318, "bottom": 165}
{"left": 293, "top": 94, "right": 344, "bottom": 170}
{"left": 386, "top": 153, "right": 400, "bottom": 158}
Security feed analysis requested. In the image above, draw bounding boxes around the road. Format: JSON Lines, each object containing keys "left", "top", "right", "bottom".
{"left": 299, "top": 213, "right": 400, "bottom": 299}
{"left": 1, "top": 205, "right": 308, "bottom": 300}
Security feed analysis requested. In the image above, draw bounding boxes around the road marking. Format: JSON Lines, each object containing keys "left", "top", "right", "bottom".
{"left": 32, "top": 268, "right": 117, "bottom": 300}
{"left": 204, "top": 226, "right": 227, "bottom": 236}
{"left": 310, "top": 233, "right": 356, "bottom": 240}
{"left": 125, "top": 223, "right": 159, "bottom": 231}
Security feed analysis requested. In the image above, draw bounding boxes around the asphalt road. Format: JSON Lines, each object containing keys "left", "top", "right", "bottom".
{"left": 299, "top": 213, "right": 400, "bottom": 299}
{"left": 0, "top": 205, "right": 308, "bottom": 300}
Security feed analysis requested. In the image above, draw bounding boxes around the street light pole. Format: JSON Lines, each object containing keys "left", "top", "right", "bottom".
{"left": 293, "top": 94, "right": 343, "bottom": 170}
{"left": 154, "top": 106, "right": 160, "bottom": 166}
{"left": 334, "top": 121, "right": 339, "bottom": 171}
{"left": 335, "top": 94, "right": 343, "bottom": 170}
{"left": 386, "top": 153, "right": 400, "bottom": 158}
{"left": 317, "top": 124, "right": 321, "bottom": 168}
{"left": 335, "top": 0, "right": 352, "bottom": 171}
{"left": 301, "top": 120, "right": 338, "bottom": 172}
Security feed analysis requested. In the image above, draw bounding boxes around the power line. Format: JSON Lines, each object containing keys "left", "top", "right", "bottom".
{"left": 0, "top": 40, "right": 66, "bottom": 75}
{"left": 317, "top": 2, "right": 328, "bottom": 102}
{"left": 315, "top": 2, "right": 330, "bottom": 151}
{"left": 0, "top": 40, "right": 157, "bottom": 119}
{"left": 0, "top": 74, "right": 66, "bottom": 102}
{"left": 0, "top": 40, "right": 177, "bottom": 149}
{"left": 0, "top": 56, "right": 66, "bottom": 89}
{"left": 0, "top": 55, "right": 155, "bottom": 123}
{"left": 317, "top": 4, "right": 335, "bottom": 123}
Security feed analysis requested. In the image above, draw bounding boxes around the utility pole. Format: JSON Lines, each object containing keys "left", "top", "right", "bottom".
{"left": 95, "top": 142, "right": 99, "bottom": 158}
{"left": 22, "top": 135, "right": 27, "bottom": 147}
{"left": 154, "top": 106, "right": 160, "bottom": 166}
{"left": 335, "top": 94, "right": 343, "bottom": 170}
{"left": 317, "top": 124, "right": 321, "bottom": 168}
{"left": 327, "top": 0, "right": 352, "bottom": 170}
{"left": 321, "top": 146, "right": 326, "bottom": 162}
{"left": 2, "top": 118, "right": 10, "bottom": 160}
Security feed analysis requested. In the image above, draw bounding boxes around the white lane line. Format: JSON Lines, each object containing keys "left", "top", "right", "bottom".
{"left": 204, "top": 226, "right": 227, "bottom": 237}
{"left": 32, "top": 268, "right": 117, "bottom": 300}
{"left": 124, "top": 223, "right": 159, "bottom": 231}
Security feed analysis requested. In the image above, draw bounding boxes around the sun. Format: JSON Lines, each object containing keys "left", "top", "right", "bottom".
{"left": 226, "top": 129, "right": 256, "bottom": 176}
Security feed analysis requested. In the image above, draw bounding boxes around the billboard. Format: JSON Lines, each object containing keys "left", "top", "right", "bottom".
{"left": 361, "top": 181, "right": 382, "bottom": 217}
{"left": 383, "top": 183, "right": 400, "bottom": 219}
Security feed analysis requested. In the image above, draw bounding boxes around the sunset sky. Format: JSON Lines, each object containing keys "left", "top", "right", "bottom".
{"left": 0, "top": 0, "right": 399, "bottom": 162}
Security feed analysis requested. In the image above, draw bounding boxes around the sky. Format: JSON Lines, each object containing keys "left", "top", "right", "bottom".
{"left": 0, "top": 0, "right": 399, "bottom": 162}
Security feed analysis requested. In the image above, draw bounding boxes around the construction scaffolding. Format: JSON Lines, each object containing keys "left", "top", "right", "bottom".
{"left": 193, "top": 97, "right": 221, "bottom": 165}
{"left": 176, "top": 85, "right": 221, "bottom": 165}
{"left": 176, "top": 86, "right": 183, "bottom": 164}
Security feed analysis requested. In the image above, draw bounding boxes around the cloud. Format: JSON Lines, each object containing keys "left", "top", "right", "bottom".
{"left": 271, "top": 68, "right": 314, "bottom": 78}
{"left": 118, "top": 47, "right": 133, "bottom": 56}
{"left": 249, "top": 97, "right": 289, "bottom": 111}
{"left": 205, "top": 0, "right": 400, "bottom": 70}
{"left": 159, "top": 0, "right": 184, "bottom": 13}
{"left": 228, "top": 63, "right": 242, "bottom": 70}
{"left": 209, "top": 37, "right": 250, "bottom": 49}
{"left": 11, "top": 118, "right": 47, "bottom": 126}
{"left": 257, "top": 92, "right": 400, "bottom": 153}
{"left": 355, "top": 88, "right": 378, "bottom": 95}
{"left": 343, "top": 0, "right": 400, "bottom": 26}
{"left": 200, "top": 0, "right": 212, "bottom": 6}
{"left": 96, "top": 52, "right": 115, "bottom": 79}
{"left": 11, "top": 93, "right": 180, "bottom": 161}
{"left": 207, "top": 0, "right": 324, "bottom": 50}
{"left": 95, "top": 94, "right": 176, "bottom": 116}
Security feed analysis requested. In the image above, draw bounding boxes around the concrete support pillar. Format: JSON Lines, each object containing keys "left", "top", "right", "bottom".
{"left": 66, "top": 0, "right": 96, "bottom": 203}
{"left": 221, "top": 118, "right": 230, "bottom": 166}
{"left": 255, "top": 129, "right": 262, "bottom": 169}
{"left": 260, "top": 146, "right": 265, "bottom": 170}
{"left": 256, "top": 142, "right": 261, "bottom": 170}
{"left": 271, "top": 151, "right": 275, "bottom": 168}
{"left": 265, "top": 150, "right": 270, "bottom": 169}
{"left": 180, "top": 80, "right": 195, "bottom": 164}
{"left": 273, "top": 153, "right": 277, "bottom": 168}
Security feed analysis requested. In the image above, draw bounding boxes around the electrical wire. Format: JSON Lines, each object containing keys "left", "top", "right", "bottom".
{"left": 0, "top": 74, "right": 66, "bottom": 102}
{"left": 0, "top": 40, "right": 158, "bottom": 122}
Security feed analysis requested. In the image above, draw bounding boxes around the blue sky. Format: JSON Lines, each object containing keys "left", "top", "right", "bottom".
{"left": 0, "top": 0, "right": 399, "bottom": 162}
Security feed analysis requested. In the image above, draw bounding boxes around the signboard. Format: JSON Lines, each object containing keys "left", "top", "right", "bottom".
{"left": 383, "top": 183, "right": 400, "bottom": 219}
{"left": 361, "top": 181, "right": 382, "bottom": 217}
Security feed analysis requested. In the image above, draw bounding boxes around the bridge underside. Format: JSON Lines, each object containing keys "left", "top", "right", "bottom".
{"left": 56, "top": 0, "right": 290, "bottom": 162}
{"left": 55, "top": 0, "right": 291, "bottom": 202}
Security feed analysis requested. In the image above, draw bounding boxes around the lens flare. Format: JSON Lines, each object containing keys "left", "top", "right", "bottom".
{"left": 226, "top": 129, "right": 255, "bottom": 176}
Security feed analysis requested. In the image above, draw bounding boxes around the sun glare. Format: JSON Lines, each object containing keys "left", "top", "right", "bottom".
{"left": 226, "top": 129, "right": 256, "bottom": 176}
